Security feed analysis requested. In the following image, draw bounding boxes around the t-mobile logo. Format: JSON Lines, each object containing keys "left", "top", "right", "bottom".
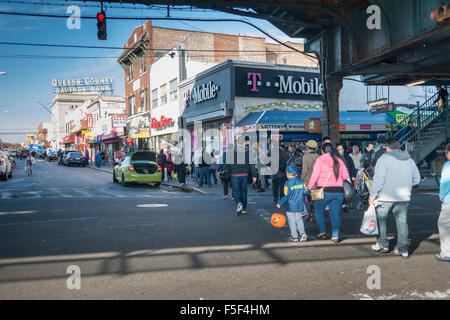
{"left": 247, "top": 72, "right": 262, "bottom": 92}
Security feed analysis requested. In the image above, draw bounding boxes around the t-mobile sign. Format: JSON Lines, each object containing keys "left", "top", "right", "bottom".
{"left": 235, "top": 67, "right": 323, "bottom": 101}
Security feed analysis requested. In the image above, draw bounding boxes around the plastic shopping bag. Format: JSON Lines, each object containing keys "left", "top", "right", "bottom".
{"left": 24, "top": 166, "right": 28, "bottom": 173}
{"left": 360, "top": 204, "right": 378, "bottom": 235}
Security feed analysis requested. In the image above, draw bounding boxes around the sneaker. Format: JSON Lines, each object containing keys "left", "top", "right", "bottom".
{"left": 300, "top": 234, "right": 308, "bottom": 242}
{"left": 242, "top": 209, "right": 247, "bottom": 214}
{"left": 394, "top": 248, "right": 409, "bottom": 259}
{"left": 236, "top": 203, "right": 243, "bottom": 215}
{"left": 435, "top": 254, "right": 450, "bottom": 262}
{"left": 223, "top": 195, "right": 229, "bottom": 200}
{"left": 290, "top": 237, "right": 299, "bottom": 242}
{"left": 371, "top": 242, "right": 389, "bottom": 253}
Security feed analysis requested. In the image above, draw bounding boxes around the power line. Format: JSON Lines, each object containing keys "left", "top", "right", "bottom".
{"left": 0, "top": 11, "right": 317, "bottom": 59}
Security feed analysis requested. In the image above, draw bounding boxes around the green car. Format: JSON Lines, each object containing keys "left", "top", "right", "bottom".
{"left": 113, "top": 150, "right": 162, "bottom": 187}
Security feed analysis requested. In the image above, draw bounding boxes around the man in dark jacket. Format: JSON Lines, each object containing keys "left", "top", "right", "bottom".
{"left": 434, "top": 85, "right": 448, "bottom": 108}
{"left": 225, "top": 139, "right": 257, "bottom": 215}
{"left": 271, "top": 144, "right": 291, "bottom": 203}
{"left": 157, "top": 149, "right": 167, "bottom": 182}
{"left": 198, "top": 148, "right": 212, "bottom": 188}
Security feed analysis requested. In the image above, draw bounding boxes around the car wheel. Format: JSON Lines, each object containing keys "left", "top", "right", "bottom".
{"left": 113, "top": 172, "right": 118, "bottom": 183}
{"left": 154, "top": 182, "right": 161, "bottom": 188}
{"left": 2, "top": 172, "right": 8, "bottom": 181}
{"left": 121, "top": 174, "right": 127, "bottom": 187}
{"left": 9, "top": 171, "right": 12, "bottom": 178}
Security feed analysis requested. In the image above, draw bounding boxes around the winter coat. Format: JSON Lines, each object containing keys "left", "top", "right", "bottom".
{"left": 278, "top": 177, "right": 310, "bottom": 213}
{"left": 307, "top": 153, "right": 350, "bottom": 190}
{"left": 301, "top": 150, "right": 319, "bottom": 186}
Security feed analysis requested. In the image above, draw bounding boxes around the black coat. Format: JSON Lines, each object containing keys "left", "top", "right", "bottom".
{"left": 339, "top": 153, "right": 357, "bottom": 179}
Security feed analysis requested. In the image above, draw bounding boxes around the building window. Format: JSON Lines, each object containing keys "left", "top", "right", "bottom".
{"left": 160, "top": 84, "right": 167, "bottom": 106}
{"left": 128, "top": 96, "right": 135, "bottom": 115}
{"left": 152, "top": 88, "right": 158, "bottom": 109}
{"left": 140, "top": 89, "right": 148, "bottom": 111}
{"left": 127, "top": 64, "right": 134, "bottom": 82}
{"left": 139, "top": 55, "right": 146, "bottom": 74}
{"left": 169, "top": 78, "right": 177, "bottom": 101}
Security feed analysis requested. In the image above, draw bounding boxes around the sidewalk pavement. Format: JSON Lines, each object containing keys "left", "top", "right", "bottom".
{"left": 85, "top": 164, "right": 440, "bottom": 195}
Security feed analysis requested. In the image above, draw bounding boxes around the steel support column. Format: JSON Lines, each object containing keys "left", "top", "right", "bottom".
{"left": 322, "top": 75, "right": 342, "bottom": 143}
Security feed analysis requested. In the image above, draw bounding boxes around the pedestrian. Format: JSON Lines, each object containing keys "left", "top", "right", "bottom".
{"left": 166, "top": 154, "right": 174, "bottom": 181}
{"left": 371, "top": 137, "right": 387, "bottom": 173}
{"left": 337, "top": 144, "right": 357, "bottom": 212}
{"left": 349, "top": 145, "right": 362, "bottom": 170}
{"left": 369, "top": 138, "right": 421, "bottom": 259}
{"left": 308, "top": 143, "right": 349, "bottom": 243}
{"left": 271, "top": 144, "right": 290, "bottom": 203}
{"left": 175, "top": 153, "right": 187, "bottom": 185}
{"left": 218, "top": 144, "right": 233, "bottom": 199}
{"left": 198, "top": 148, "right": 212, "bottom": 188}
{"left": 436, "top": 143, "right": 450, "bottom": 262}
{"left": 434, "top": 85, "right": 448, "bottom": 111}
{"left": 209, "top": 151, "right": 218, "bottom": 185}
{"left": 95, "top": 151, "right": 101, "bottom": 168}
{"left": 225, "top": 137, "right": 257, "bottom": 215}
{"left": 362, "top": 143, "right": 374, "bottom": 171}
{"left": 301, "top": 140, "right": 320, "bottom": 219}
{"left": 157, "top": 149, "right": 167, "bottom": 182}
{"left": 26, "top": 152, "right": 34, "bottom": 176}
{"left": 276, "top": 165, "right": 310, "bottom": 242}
{"left": 287, "top": 148, "right": 303, "bottom": 176}
{"left": 85, "top": 149, "right": 89, "bottom": 166}
{"left": 105, "top": 152, "right": 109, "bottom": 165}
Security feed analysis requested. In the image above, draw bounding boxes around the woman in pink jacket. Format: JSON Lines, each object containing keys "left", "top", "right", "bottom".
{"left": 308, "top": 143, "right": 349, "bottom": 243}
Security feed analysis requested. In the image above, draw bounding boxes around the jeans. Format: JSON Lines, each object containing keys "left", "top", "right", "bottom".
{"left": 210, "top": 169, "right": 218, "bottom": 184}
{"left": 376, "top": 201, "right": 409, "bottom": 254}
{"left": 194, "top": 166, "right": 200, "bottom": 184}
{"left": 231, "top": 175, "right": 248, "bottom": 210}
{"left": 223, "top": 178, "right": 231, "bottom": 196}
{"left": 286, "top": 212, "right": 306, "bottom": 239}
{"left": 438, "top": 203, "right": 450, "bottom": 257}
{"left": 272, "top": 177, "right": 286, "bottom": 201}
{"left": 199, "top": 167, "right": 211, "bottom": 187}
{"left": 314, "top": 192, "right": 344, "bottom": 239}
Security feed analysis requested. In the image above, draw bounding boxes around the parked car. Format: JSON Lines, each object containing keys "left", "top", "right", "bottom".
{"left": 59, "top": 150, "right": 73, "bottom": 165}
{"left": 113, "top": 150, "right": 161, "bottom": 187}
{"left": 0, "top": 151, "right": 12, "bottom": 180}
{"left": 64, "top": 152, "right": 86, "bottom": 167}
{"left": 7, "top": 154, "right": 16, "bottom": 169}
{"left": 19, "top": 149, "right": 30, "bottom": 159}
{"left": 47, "top": 152, "right": 58, "bottom": 162}
{"left": 9, "top": 150, "right": 19, "bottom": 158}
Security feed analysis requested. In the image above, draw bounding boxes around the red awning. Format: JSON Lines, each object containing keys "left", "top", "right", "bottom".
{"left": 61, "top": 134, "right": 76, "bottom": 144}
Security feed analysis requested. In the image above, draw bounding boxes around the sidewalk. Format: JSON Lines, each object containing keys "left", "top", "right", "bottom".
{"left": 85, "top": 162, "right": 113, "bottom": 174}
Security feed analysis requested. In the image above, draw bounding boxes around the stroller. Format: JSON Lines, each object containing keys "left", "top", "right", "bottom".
{"left": 354, "top": 168, "right": 373, "bottom": 211}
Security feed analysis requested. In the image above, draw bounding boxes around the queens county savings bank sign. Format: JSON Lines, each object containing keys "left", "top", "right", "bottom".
{"left": 52, "top": 77, "right": 114, "bottom": 94}
{"left": 235, "top": 67, "right": 323, "bottom": 100}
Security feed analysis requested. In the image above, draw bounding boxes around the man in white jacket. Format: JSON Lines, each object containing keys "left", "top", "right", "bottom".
{"left": 369, "top": 138, "right": 421, "bottom": 258}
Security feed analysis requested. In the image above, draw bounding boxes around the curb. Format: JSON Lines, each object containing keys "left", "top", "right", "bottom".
{"left": 85, "top": 165, "right": 113, "bottom": 174}
{"left": 161, "top": 182, "right": 213, "bottom": 194}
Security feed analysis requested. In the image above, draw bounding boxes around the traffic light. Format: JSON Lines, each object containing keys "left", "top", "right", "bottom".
{"left": 97, "top": 11, "right": 106, "bottom": 40}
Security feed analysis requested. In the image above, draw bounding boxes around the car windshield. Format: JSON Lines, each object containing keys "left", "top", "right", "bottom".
{"left": 69, "top": 153, "right": 83, "bottom": 157}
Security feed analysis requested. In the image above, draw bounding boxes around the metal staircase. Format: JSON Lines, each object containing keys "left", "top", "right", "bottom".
{"left": 384, "top": 92, "right": 449, "bottom": 164}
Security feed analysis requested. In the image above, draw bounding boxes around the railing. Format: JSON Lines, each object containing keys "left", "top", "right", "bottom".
{"left": 384, "top": 92, "right": 439, "bottom": 143}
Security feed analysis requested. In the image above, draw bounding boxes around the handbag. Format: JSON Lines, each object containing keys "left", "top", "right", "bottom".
{"left": 343, "top": 179, "right": 358, "bottom": 203}
{"left": 218, "top": 167, "right": 231, "bottom": 180}
{"left": 310, "top": 168, "right": 333, "bottom": 201}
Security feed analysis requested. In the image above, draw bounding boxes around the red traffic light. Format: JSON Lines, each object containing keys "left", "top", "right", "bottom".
{"left": 97, "top": 12, "right": 105, "bottom": 22}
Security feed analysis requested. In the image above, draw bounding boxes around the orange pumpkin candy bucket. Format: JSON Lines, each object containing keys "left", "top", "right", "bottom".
{"left": 271, "top": 213, "right": 286, "bottom": 228}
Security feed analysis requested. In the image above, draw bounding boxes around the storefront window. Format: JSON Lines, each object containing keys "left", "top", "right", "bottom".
{"left": 152, "top": 88, "right": 158, "bottom": 109}
{"left": 140, "top": 89, "right": 148, "bottom": 110}
{"left": 170, "top": 78, "right": 177, "bottom": 101}
{"left": 127, "top": 63, "right": 134, "bottom": 82}
{"left": 160, "top": 84, "right": 167, "bottom": 106}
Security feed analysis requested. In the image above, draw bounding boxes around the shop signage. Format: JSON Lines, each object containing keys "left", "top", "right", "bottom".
{"left": 151, "top": 116, "right": 174, "bottom": 129}
{"left": 85, "top": 133, "right": 94, "bottom": 140}
{"left": 246, "top": 101, "right": 322, "bottom": 112}
{"left": 185, "top": 81, "right": 219, "bottom": 106}
{"left": 235, "top": 67, "right": 323, "bottom": 100}
{"left": 87, "top": 114, "right": 93, "bottom": 129}
{"left": 340, "top": 134, "right": 371, "bottom": 140}
{"left": 115, "top": 127, "right": 125, "bottom": 136}
{"left": 259, "top": 123, "right": 304, "bottom": 131}
{"left": 81, "top": 130, "right": 90, "bottom": 134}
{"left": 221, "top": 123, "right": 233, "bottom": 128}
{"left": 112, "top": 114, "right": 126, "bottom": 127}
{"left": 51, "top": 77, "right": 114, "bottom": 94}
{"left": 304, "top": 118, "right": 322, "bottom": 133}
{"left": 270, "top": 134, "right": 283, "bottom": 141}
{"left": 360, "top": 124, "right": 372, "bottom": 130}
{"left": 370, "top": 102, "right": 394, "bottom": 114}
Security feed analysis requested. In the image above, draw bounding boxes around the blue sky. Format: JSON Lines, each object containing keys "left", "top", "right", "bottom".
{"left": 0, "top": 1, "right": 299, "bottom": 144}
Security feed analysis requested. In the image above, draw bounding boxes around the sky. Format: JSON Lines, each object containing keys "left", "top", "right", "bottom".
{"left": 0, "top": 1, "right": 302, "bottom": 144}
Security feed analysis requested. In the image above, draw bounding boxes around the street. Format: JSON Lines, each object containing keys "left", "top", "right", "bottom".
{"left": 0, "top": 159, "right": 448, "bottom": 300}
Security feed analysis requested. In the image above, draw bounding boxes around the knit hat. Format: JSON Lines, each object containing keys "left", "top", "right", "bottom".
{"left": 306, "top": 140, "right": 318, "bottom": 149}
{"left": 286, "top": 165, "right": 298, "bottom": 176}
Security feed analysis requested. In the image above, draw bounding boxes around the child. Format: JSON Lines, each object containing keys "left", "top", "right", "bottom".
{"left": 277, "top": 165, "right": 310, "bottom": 242}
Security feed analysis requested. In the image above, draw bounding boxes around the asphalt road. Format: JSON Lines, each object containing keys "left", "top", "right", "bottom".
{"left": 0, "top": 159, "right": 448, "bottom": 300}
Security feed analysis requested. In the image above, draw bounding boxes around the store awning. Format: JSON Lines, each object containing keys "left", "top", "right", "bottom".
{"left": 130, "top": 132, "right": 150, "bottom": 139}
{"left": 235, "top": 111, "right": 395, "bottom": 132}
{"left": 60, "top": 134, "right": 76, "bottom": 144}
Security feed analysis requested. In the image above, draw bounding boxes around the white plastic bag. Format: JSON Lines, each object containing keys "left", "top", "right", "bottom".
{"left": 24, "top": 166, "right": 28, "bottom": 173}
{"left": 360, "top": 204, "right": 378, "bottom": 235}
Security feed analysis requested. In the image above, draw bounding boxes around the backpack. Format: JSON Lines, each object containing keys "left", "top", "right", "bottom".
{"left": 371, "top": 145, "right": 386, "bottom": 168}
